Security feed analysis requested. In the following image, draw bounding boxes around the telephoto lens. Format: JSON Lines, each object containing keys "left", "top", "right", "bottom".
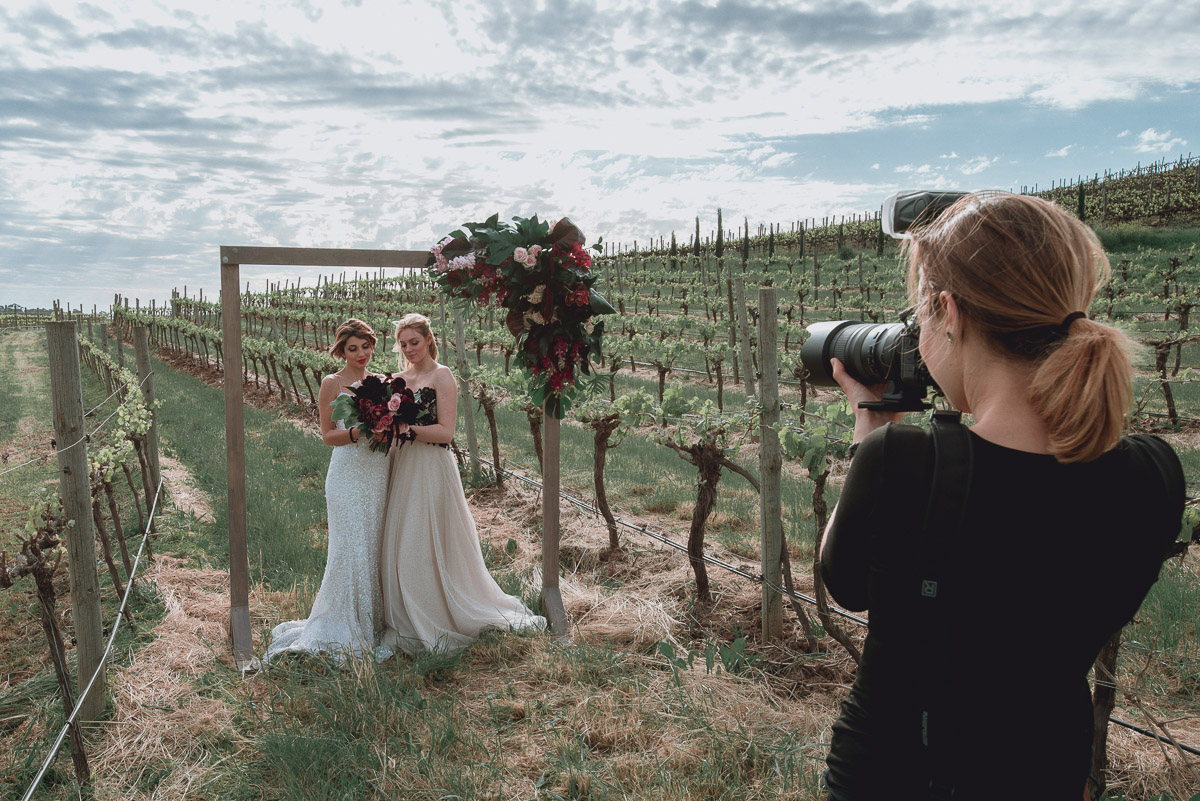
{"left": 800, "top": 318, "right": 936, "bottom": 411}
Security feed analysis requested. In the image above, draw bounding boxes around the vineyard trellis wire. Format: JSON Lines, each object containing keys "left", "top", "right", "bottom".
{"left": 16, "top": 475, "right": 164, "bottom": 801}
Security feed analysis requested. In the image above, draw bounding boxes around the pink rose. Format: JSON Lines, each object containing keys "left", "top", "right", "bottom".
{"left": 529, "top": 245, "right": 542, "bottom": 257}
{"left": 374, "top": 413, "right": 394, "bottom": 432}
{"left": 513, "top": 247, "right": 528, "bottom": 262}
{"left": 524, "top": 254, "right": 537, "bottom": 268}
{"left": 387, "top": 395, "right": 402, "bottom": 412}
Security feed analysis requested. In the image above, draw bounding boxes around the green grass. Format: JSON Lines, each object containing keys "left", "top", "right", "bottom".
{"left": 189, "top": 634, "right": 827, "bottom": 801}
{"left": 145, "top": 349, "right": 333, "bottom": 589}
{"left": 1094, "top": 225, "right": 1200, "bottom": 253}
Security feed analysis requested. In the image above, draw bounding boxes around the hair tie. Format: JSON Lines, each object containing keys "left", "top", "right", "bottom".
{"left": 1060, "top": 311, "right": 1086, "bottom": 330}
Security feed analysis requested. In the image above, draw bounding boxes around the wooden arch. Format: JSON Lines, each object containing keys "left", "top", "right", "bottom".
{"left": 220, "top": 246, "right": 566, "bottom": 672}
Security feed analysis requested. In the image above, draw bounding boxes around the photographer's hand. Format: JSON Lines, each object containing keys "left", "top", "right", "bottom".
{"left": 831, "top": 358, "right": 906, "bottom": 442}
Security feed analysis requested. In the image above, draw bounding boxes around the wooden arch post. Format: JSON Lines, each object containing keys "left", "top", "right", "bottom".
{"left": 220, "top": 246, "right": 425, "bottom": 671}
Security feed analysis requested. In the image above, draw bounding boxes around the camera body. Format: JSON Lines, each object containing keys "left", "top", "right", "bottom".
{"left": 800, "top": 190, "right": 969, "bottom": 411}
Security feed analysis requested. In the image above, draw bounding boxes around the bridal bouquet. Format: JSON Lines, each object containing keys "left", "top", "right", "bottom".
{"left": 331, "top": 374, "right": 421, "bottom": 452}
{"left": 428, "top": 214, "right": 614, "bottom": 417}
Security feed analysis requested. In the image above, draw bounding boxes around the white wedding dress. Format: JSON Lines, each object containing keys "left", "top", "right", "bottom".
{"left": 380, "top": 387, "right": 545, "bottom": 655}
{"left": 265, "top": 396, "right": 391, "bottom": 664}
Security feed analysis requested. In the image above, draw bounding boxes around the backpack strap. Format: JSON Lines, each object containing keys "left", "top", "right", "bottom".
{"left": 918, "top": 409, "right": 973, "bottom": 798}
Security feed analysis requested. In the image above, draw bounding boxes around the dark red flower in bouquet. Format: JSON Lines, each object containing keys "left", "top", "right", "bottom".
{"left": 332, "top": 373, "right": 423, "bottom": 452}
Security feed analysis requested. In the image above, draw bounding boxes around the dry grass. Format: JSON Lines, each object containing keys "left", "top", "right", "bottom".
{"left": 157, "top": 454, "right": 214, "bottom": 524}
{"left": 83, "top": 556, "right": 249, "bottom": 800}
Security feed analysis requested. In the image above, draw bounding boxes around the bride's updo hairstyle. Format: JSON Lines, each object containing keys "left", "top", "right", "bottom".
{"left": 329, "top": 318, "right": 377, "bottom": 359}
{"left": 904, "top": 192, "right": 1136, "bottom": 463}
{"left": 392, "top": 312, "right": 438, "bottom": 368}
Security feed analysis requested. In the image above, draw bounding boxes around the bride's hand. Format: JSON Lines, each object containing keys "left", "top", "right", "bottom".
{"left": 395, "top": 422, "right": 411, "bottom": 438}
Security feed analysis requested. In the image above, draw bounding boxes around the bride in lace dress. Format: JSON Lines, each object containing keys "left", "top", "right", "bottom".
{"left": 380, "top": 313, "right": 545, "bottom": 655}
{"left": 265, "top": 319, "right": 391, "bottom": 663}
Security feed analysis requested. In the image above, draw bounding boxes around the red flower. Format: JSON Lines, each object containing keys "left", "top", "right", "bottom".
{"left": 565, "top": 286, "right": 590, "bottom": 307}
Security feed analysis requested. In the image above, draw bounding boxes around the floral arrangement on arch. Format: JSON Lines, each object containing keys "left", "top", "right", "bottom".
{"left": 428, "top": 214, "right": 614, "bottom": 417}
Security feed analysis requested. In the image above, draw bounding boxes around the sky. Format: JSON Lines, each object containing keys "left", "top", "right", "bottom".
{"left": 1, "top": 0, "right": 1198, "bottom": 312}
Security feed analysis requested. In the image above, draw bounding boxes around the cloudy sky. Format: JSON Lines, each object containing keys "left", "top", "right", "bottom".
{"left": 1, "top": 0, "right": 1197, "bottom": 312}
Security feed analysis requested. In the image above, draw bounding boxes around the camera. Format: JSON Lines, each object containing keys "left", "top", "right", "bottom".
{"left": 800, "top": 191, "right": 968, "bottom": 411}
{"left": 801, "top": 310, "right": 935, "bottom": 411}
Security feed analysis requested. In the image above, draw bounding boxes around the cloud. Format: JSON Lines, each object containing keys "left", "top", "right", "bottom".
{"left": 960, "top": 156, "right": 999, "bottom": 175}
{"left": 1133, "top": 128, "right": 1187, "bottom": 154}
{"left": 1046, "top": 145, "right": 1073, "bottom": 158}
{"left": 2, "top": 0, "right": 1199, "bottom": 312}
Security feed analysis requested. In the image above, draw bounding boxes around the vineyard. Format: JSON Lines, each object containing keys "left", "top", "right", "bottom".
{"left": 2, "top": 159, "right": 1199, "bottom": 800}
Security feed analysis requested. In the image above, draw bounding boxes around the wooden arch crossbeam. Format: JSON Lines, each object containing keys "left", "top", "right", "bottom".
{"left": 220, "top": 246, "right": 426, "bottom": 671}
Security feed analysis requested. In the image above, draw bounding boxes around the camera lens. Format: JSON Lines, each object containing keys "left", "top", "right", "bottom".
{"left": 801, "top": 321, "right": 906, "bottom": 386}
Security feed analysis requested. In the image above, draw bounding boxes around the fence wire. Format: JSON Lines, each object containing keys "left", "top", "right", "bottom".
{"left": 20, "top": 475, "right": 163, "bottom": 801}
{"left": 0, "top": 369, "right": 151, "bottom": 480}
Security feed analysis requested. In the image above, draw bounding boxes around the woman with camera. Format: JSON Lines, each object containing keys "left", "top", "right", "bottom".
{"left": 820, "top": 193, "right": 1185, "bottom": 800}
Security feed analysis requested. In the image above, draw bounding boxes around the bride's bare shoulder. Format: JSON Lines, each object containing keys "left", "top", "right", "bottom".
{"left": 433, "top": 364, "right": 455, "bottom": 388}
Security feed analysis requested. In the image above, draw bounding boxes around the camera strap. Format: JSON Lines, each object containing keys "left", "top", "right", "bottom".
{"left": 918, "top": 409, "right": 973, "bottom": 799}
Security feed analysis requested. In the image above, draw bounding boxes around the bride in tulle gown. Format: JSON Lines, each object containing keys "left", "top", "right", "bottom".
{"left": 265, "top": 319, "right": 392, "bottom": 664}
{"left": 380, "top": 313, "right": 545, "bottom": 655}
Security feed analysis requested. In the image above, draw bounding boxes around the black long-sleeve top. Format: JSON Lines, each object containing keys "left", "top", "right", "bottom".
{"left": 820, "top": 423, "right": 1184, "bottom": 800}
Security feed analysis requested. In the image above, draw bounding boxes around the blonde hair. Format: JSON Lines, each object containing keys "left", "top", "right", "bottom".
{"left": 329, "top": 318, "right": 377, "bottom": 359}
{"left": 392, "top": 312, "right": 438, "bottom": 369}
{"left": 905, "top": 192, "right": 1136, "bottom": 463}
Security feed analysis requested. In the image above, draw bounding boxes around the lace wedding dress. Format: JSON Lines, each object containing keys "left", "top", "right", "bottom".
{"left": 380, "top": 387, "right": 545, "bottom": 655}
{"left": 265, "top": 395, "right": 391, "bottom": 664}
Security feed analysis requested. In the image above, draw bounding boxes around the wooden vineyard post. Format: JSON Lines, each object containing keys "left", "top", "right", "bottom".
{"left": 725, "top": 261, "right": 739, "bottom": 386}
{"left": 541, "top": 402, "right": 568, "bottom": 637}
{"left": 453, "top": 310, "right": 482, "bottom": 480}
{"left": 757, "top": 288, "right": 783, "bottom": 640}
{"left": 220, "top": 258, "right": 256, "bottom": 672}
{"left": 133, "top": 326, "right": 161, "bottom": 491}
{"left": 46, "top": 321, "right": 106, "bottom": 720}
{"left": 734, "top": 276, "right": 756, "bottom": 398}
{"left": 115, "top": 296, "right": 126, "bottom": 368}
{"left": 439, "top": 295, "right": 448, "bottom": 362}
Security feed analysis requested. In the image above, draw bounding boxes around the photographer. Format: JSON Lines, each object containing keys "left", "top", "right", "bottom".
{"left": 819, "top": 193, "right": 1184, "bottom": 800}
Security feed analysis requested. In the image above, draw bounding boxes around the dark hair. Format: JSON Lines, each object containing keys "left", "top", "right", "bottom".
{"left": 329, "top": 318, "right": 377, "bottom": 359}
{"left": 906, "top": 192, "right": 1136, "bottom": 463}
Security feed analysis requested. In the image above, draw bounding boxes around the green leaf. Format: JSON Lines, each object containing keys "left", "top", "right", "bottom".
{"left": 589, "top": 290, "right": 617, "bottom": 316}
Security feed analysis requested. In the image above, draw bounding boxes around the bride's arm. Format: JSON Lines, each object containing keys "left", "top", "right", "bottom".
{"left": 319, "top": 375, "right": 357, "bottom": 447}
{"left": 409, "top": 366, "right": 456, "bottom": 444}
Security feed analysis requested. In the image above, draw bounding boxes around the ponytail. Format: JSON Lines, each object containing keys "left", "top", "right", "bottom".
{"left": 911, "top": 192, "right": 1139, "bottom": 463}
{"left": 1029, "top": 319, "right": 1139, "bottom": 463}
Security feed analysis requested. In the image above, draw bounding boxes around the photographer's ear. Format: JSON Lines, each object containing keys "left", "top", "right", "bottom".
{"left": 940, "top": 291, "right": 961, "bottom": 340}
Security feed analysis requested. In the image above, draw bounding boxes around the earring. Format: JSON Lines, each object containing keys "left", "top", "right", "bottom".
{"left": 946, "top": 331, "right": 954, "bottom": 343}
